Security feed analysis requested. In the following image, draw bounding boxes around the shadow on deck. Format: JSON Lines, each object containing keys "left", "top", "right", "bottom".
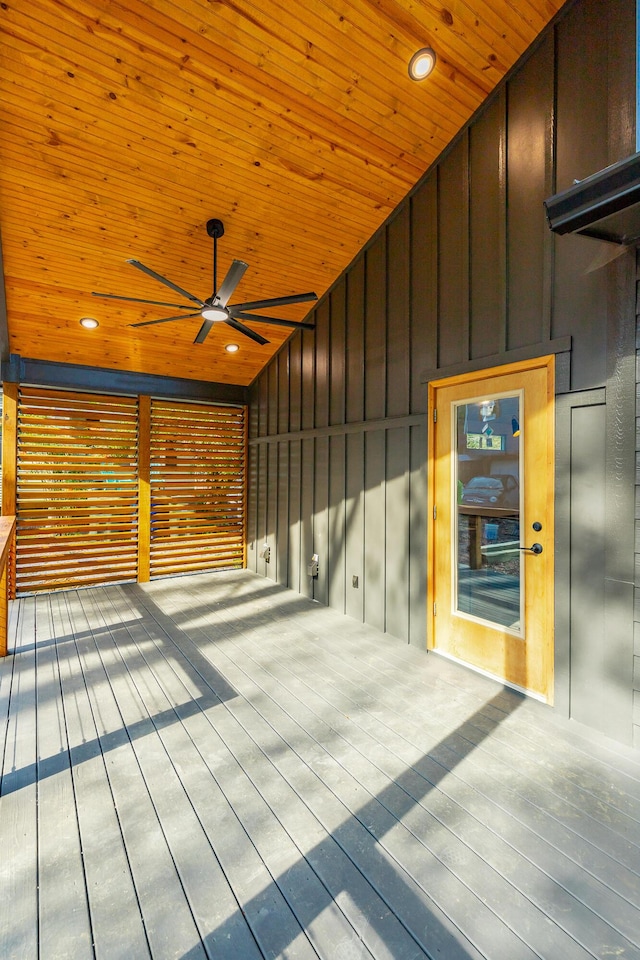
{"left": 1, "top": 569, "right": 639, "bottom": 959}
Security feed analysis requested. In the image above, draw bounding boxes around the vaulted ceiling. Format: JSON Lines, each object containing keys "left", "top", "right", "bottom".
{"left": 0, "top": 0, "right": 566, "bottom": 387}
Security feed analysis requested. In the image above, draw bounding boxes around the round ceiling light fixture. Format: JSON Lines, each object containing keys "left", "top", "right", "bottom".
{"left": 408, "top": 46, "right": 437, "bottom": 81}
{"left": 224, "top": 343, "right": 240, "bottom": 353}
{"left": 201, "top": 304, "right": 229, "bottom": 322}
{"left": 80, "top": 317, "right": 99, "bottom": 329}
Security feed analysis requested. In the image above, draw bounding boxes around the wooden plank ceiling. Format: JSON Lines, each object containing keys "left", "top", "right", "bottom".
{"left": 0, "top": 0, "right": 566, "bottom": 387}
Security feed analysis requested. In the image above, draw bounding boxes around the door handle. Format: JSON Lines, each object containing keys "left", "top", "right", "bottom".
{"left": 520, "top": 542, "right": 543, "bottom": 555}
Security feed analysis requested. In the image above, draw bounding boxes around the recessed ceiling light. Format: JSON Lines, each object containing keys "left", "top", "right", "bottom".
{"left": 225, "top": 343, "right": 240, "bottom": 353}
{"left": 80, "top": 317, "right": 99, "bottom": 329}
{"left": 408, "top": 47, "right": 437, "bottom": 81}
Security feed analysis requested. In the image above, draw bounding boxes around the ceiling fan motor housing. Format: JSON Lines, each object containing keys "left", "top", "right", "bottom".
{"left": 206, "top": 218, "right": 225, "bottom": 239}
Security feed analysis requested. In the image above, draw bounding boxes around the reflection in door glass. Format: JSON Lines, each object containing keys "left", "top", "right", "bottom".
{"left": 455, "top": 395, "right": 522, "bottom": 632}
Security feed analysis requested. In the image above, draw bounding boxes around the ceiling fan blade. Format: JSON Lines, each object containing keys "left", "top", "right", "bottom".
{"left": 130, "top": 312, "right": 202, "bottom": 328}
{"left": 232, "top": 311, "right": 315, "bottom": 331}
{"left": 92, "top": 291, "right": 197, "bottom": 310}
{"left": 231, "top": 292, "right": 318, "bottom": 311}
{"left": 226, "top": 317, "right": 269, "bottom": 345}
{"left": 127, "top": 259, "right": 204, "bottom": 306}
{"left": 213, "top": 260, "right": 248, "bottom": 307}
{"left": 194, "top": 318, "right": 214, "bottom": 344}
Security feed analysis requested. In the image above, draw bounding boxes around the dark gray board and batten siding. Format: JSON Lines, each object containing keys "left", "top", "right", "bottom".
{"left": 248, "top": 0, "right": 640, "bottom": 748}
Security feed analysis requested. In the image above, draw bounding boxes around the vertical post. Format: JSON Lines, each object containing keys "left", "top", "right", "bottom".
{"left": 468, "top": 514, "right": 483, "bottom": 570}
{"left": 2, "top": 382, "right": 17, "bottom": 600}
{"left": 242, "top": 404, "right": 248, "bottom": 568}
{"left": 138, "top": 395, "right": 151, "bottom": 582}
{"left": 0, "top": 517, "right": 15, "bottom": 656}
{"left": 0, "top": 561, "right": 7, "bottom": 657}
{"left": 636, "top": 0, "right": 640, "bottom": 152}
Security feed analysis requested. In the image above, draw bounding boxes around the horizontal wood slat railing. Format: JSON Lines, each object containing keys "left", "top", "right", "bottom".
{"left": 15, "top": 387, "right": 139, "bottom": 593}
{"left": 5, "top": 385, "right": 247, "bottom": 594}
{"left": 149, "top": 399, "right": 246, "bottom": 578}
{"left": 0, "top": 516, "right": 16, "bottom": 656}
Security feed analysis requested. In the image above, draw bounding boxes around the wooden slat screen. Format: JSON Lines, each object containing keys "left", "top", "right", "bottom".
{"left": 149, "top": 400, "right": 245, "bottom": 577}
{"left": 15, "top": 387, "right": 139, "bottom": 593}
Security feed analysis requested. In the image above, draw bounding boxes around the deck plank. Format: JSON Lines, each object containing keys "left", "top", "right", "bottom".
{"left": 236, "top": 580, "right": 640, "bottom": 882}
{"left": 95, "top": 584, "right": 320, "bottom": 960}
{"left": 121, "top": 584, "right": 476, "bottom": 957}
{"left": 49, "top": 590, "right": 152, "bottom": 960}
{"left": 2, "top": 569, "right": 640, "bottom": 960}
{"left": 175, "top": 581, "right": 631, "bottom": 960}
{"left": 241, "top": 597, "right": 640, "bottom": 908}
{"left": 298, "top": 660, "right": 640, "bottom": 915}
{"left": 0, "top": 600, "right": 19, "bottom": 757}
{"left": 65, "top": 589, "right": 208, "bottom": 960}
{"left": 0, "top": 599, "right": 39, "bottom": 960}
{"left": 230, "top": 608, "right": 640, "bottom": 956}
{"left": 97, "top": 585, "right": 403, "bottom": 960}
{"left": 84, "top": 586, "right": 305, "bottom": 960}
{"left": 134, "top": 579, "right": 537, "bottom": 960}
{"left": 34, "top": 594, "right": 94, "bottom": 959}
{"left": 182, "top": 572, "right": 637, "bottom": 955}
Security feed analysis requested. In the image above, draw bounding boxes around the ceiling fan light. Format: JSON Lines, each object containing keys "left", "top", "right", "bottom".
{"left": 201, "top": 305, "right": 228, "bottom": 322}
{"left": 408, "top": 47, "right": 437, "bottom": 81}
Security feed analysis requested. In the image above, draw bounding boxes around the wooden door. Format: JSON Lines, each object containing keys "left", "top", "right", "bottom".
{"left": 428, "top": 357, "right": 555, "bottom": 702}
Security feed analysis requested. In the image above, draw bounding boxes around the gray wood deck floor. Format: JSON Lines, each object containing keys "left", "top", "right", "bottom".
{"left": 1, "top": 570, "right": 640, "bottom": 960}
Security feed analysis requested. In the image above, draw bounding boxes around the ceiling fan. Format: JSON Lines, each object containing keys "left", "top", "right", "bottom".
{"left": 91, "top": 218, "right": 317, "bottom": 346}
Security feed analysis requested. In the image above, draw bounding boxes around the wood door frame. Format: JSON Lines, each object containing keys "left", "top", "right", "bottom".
{"left": 427, "top": 355, "right": 555, "bottom": 702}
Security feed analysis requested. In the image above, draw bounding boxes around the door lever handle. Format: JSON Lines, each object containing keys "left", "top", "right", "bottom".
{"left": 520, "top": 543, "right": 543, "bottom": 555}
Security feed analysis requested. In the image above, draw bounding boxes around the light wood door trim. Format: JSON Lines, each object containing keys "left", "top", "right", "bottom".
{"left": 428, "top": 356, "right": 555, "bottom": 702}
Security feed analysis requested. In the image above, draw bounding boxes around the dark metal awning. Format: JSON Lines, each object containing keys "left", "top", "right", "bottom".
{"left": 543, "top": 151, "right": 640, "bottom": 244}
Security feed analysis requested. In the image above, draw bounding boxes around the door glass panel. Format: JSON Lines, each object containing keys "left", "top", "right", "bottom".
{"left": 454, "top": 395, "right": 522, "bottom": 632}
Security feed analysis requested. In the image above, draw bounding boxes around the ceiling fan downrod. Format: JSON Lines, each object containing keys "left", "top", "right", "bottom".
{"left": 206, "top": 219, "right": 225, "bottom": 298}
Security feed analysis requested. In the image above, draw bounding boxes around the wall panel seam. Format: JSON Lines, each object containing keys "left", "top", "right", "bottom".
{"left": 247, "top": 412, "right": 427, "bottom": 445}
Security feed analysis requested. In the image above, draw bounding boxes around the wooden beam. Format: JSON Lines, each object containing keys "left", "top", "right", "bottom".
{"left": 2, "top": 382, "right": 17, "bottom": 518}
{"left": 2, "top": 355, "right": 248, "bottom": 405}
{"left": 0, "top": 382, "right": 17, "bottom": 603}
{"left": 242, "top": 406, "right": 248, "bottom": 569}
{"left": 137, "top": 395, "right": 151, "bottom": 583}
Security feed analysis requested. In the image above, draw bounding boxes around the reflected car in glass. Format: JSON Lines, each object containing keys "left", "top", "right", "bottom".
{"left": 461, "top": 475, "right": 519, "bottom": 509}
